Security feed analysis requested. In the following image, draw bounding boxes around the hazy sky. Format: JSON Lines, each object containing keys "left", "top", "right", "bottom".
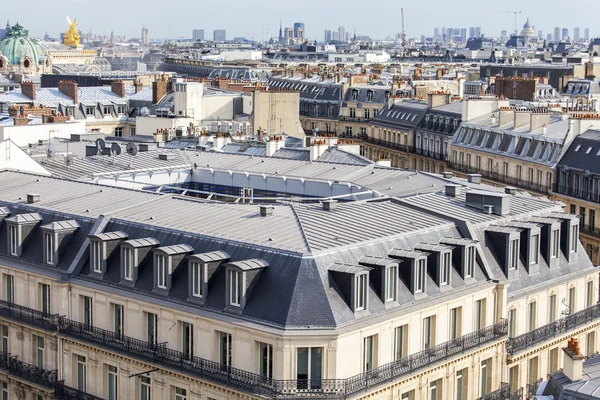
{"left": 6, "top": 0, "right": 598, "bottom": 40}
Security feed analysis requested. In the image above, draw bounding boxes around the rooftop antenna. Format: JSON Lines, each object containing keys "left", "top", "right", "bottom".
{"left": 126, "top": 142, "right": 138, "bottom": 169}
{"left": 110, "top": 143, "right": 121, "bottom": 166}
{"left": 95, "top": 138, "right": 106, "bottom": 159}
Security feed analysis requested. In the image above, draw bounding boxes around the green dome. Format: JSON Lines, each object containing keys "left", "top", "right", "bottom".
{"left": 0, "top": 23, "right": 45, "bottom": 66}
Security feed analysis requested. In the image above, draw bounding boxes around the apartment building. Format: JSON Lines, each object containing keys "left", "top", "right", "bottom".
{"left": 339, "top": 85, "right": 390, "bottom": 137}
{"left": 0, "top": 156, "right": 596, "bottom": 400}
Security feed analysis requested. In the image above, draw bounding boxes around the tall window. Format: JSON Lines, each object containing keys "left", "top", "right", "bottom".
{"left": 4, "top": 275, "right": 13, "bottom": 303}
{"left": 1, "top": 326, "right": 7, "bottom": 355}
{"left": 91, "top": 241, "right": 103, "bottom": 273}
{"left": 588, "top": 332, "right": 596, "bottom": 356}
{"left": 145, "top": 312, "right": 157, "bottom": 345}
{"left": 258, "top": 342, "right": 273, "bottom": 378}
{"left": 364, "top": 109, "right": 371, "bottom": 120}
{"left": 528, "top": 357, "right": 538, "bottom": 384}
{"left": 551, "top": 230, "right": 560, "bottom": 258}
{"left": 229, "top": 270, "right": 241, "bottom": 306}
{"left": 363, "top": 335, "right": 375, "bottom": 372}
{"left": 297, "top": 348, "right": 322, "bottom": 389}
{"left": 528, "top": 301, "right": 537, "bottom": 331}
{"left": 456, "top": 369, "right": 466, "bottom": 400}
{"left": 591, "top": 210, "right": 596, "bottom": 231}
{"left": 219, "top": 332, "right": 232, "bottom": 367}
{"left": 430, "top": 380, "right": 439, "bottom": 400}
{"left": 570, "top": 225, "right": 579, "bottom": 253}
{"left": 569, "top": 287, "right": 576, "bottom": 312}
{"left": 508, "top": 309, "right": 517, "bottom": 337}
{"left": 475, "top": 299, "right": 486, "bottom": 331}
{"left": 156, "top": 255, "right": 167, "bottom": 289}
{"left": 122, "top": 247, "right": 133, "bottom": 281}
{"left": 181, "top": 322, "right": 193, "bottom": 358}
{"left": 113, "top": 304, "right": 124, "bottom": 338}
{"left": 530, "top": 234, "right": 539, "bottom": 265}
{"left": 394, "top": 325, "right": 407, "bottom": 360}
{"left": 349, "top": 108, "right": 356, "bottom": 118}
{"left": 1, "top": 382, "right": 6, "bottom": 400}
{"left": 415, "top": 259, "right": 426, "bottom": 293}
{"left": 509, "top": 239, "right": 519, "bottom": 270}
{"left": 107, "top": 365, "right": 118, "bottom": 400}
{"left": 175, "top": 387, "right": 187, "bottom": 400}
{"left": 191, "top": 262, "right": 203, "bottom": 298}
{"left": 39, "top": 283, "right": 50, "bottom": 314}
{"left": 82, "top": 295, "right": 93, "bottom": 326}
{"left": 8, "top": 225, "right": 17, "bottom": 256}
{"left": 423, "top": 316, "right": 434, "bottom": 350}
{"left": 355, "top": 274, "right": 367, "bottom": 310}
{"left": 441, "top": 253, "right": 450, "bottom": 285}
{"left": 77, "top": 355, "right": 87, "bottom": 392}
{"left": 480, "top": 359, "right": 490, "bottom": 396}
{"left": 466, "top": 247, "right": 475, "bottom": 278}
{"left": 450, "top": 307, "right": 461, "bottom": 339}
{"left": 44, "top": 232, "right": 54, "bottom": 265}
{"left": 587, "top": 280, "right": 595, "bottom": 308}
{"left": 385, "top": 266, "right": 397, "bottom": 302}
{"left": 34, "top": 335, "right": 44, "bottom": 369}
{"left": 549, "top": 348, "right": 559, "bottom": 375}
{"left": 549, "top": 294, "right": 557, "bottom": 322}
{"left": 139, "top": 376, "right": 151, "bottom": 400}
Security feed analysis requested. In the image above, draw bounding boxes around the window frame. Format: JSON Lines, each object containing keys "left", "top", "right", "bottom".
{"left": 228, "top": 269, "right": 241, "bottom": 307}
{"left": 355, "top": 273, "right": 368, "bottom": 310}
{"left": 44, "top": 232, "right": 55, "bottom": 265}
{"left": 156, "top": 254, "right": 168, "bottom": 289}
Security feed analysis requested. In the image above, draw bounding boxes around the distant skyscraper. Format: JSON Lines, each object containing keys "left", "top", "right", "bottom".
{"left": 324, "top": 29, "right": 332, "bottom": 43}
{"left": 433, "top": 28, "right": 439, "bottom": 41}
{"left": 346, "top": 32, "right": 351, "bottom": 42}
{"left": 469, "top": 27, "right": 476, "bottom": 39}
{"left": 574, "top": 27, "right": 580, "bottom": 42}
{"left": 501, "top": 30, "right": 507, "bottom": 39}
{"left": 332, "top": 31, "right": 339, "bottom": 41}
{"left": 447, "top": 28, "right": 454, "bottom": 41}
{"left": 562, "top": 28, "right": 569, "bottom": 40}
{"left": 441, "top": 27, "right": 447, "bottom": 39}
{"left": 475, "top": 27, "right": 481, "bottom": 37}
{"left": 460, "top": 28, "right": 467, "bottom": 42}
{"left": 213, "top": 29, "right": 226, "bottom": 42}
{"left": 538, "top": 30, "right": 543, "bottom": 39}
{"left": 338, "top": 26, "right": 345, "bottom": 43}
{"left": 193, "top": 29, "right": 204, "bottom": 41}
{"left": 585, "top": 28, "right": 590, "bottom": 40}
{"left": 141, "top": 27, "right": 148, "bottom": 45}
{"left": 293, "top": 23, "right": 305, "bottom": 41}
{"left": 547, "top": 33, "right": 553, "bottom": 41}
{"left": 554, "top": 27, "right": 561, "bottom": 41}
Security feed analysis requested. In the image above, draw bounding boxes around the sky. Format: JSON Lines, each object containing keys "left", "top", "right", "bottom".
{"left": 5, "top": 0, "right": 598, "bottom": 41}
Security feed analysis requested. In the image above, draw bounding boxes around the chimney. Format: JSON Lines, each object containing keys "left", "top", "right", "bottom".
{"left": 21, "top": 81, "right": 36, "bottom": 100}
{"left": 266, "top": 136, "right": 284, "bottom": 157}
{"left": 585, "top": 61, "right": 594, "bottom": 80}
{"left": 152, "top": 79, "right": 169, "bottom": 105}
{"left": 26, "top": 193, "right": 40, "bottom": 204}
{"left": 322, "top": 200, "right": 338, "bottom": 211}
{"left": 530, "top": 109, "right": 551, "bottom": 132}
{"left": 135, "top": 81, "right": 143, "bottom": 93}
{"left": 260, "top": 205, "right": 274, "bottom": 217}
{"left": 310, "top": 139, "right": 328, "bottom": 161}
{"left": 445, "top": 184, "right": 461, "bottom": 197}
{"left": 563, "top": 338, "right": 585, "bottom": 381}
{"left": 428, "top": 91, "right": 451, "bottom": 108}
{"left": 514, "top": 110, "right": 531, "bottom": 129}
{"left": 111, "top": 80, "right": 126, "bottom": 98}
{"left": 58, "top": 80, "right": 78, "bottom": 104}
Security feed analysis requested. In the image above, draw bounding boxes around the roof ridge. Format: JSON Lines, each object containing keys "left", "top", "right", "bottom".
{"left": 289, "top": 202, "right": 312, "bottom": 253}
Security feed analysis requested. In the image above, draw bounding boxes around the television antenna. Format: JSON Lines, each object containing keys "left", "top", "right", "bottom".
{"left": 126, "top": 142, "right": 138, "bottom": 169}
{"left": 95, "top": 138, "right": 106, "bottom": 159}
{"left": 110, "top": 143, "right": 121, "bottom": 165}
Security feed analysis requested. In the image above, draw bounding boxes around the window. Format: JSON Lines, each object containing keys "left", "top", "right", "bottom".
{"left": 517, "top": 165, "right": 522, "bottom": 181}
{"left": 106, "top": 365, "right": 118, "bottom": 400}
{"left": 39, "top": 283, "right": 50, "bottom": 314}
{"left": 475, "top": 299, "right": 486, "bottom": 330}
{"left": 4, "top": 275, "right": 13, "bottom": 303}
{"left": 156, "top": 255, "right": 167, "bottom": 289}
{"left": 590, "top": 209, "right": 597, "bottom": 231}
{"left": 258, "top": 342, "right": 273, "bottom": 378}
{"left": 117, "top": 105, "right": 126, "bottom": 114}
{"left": 297, "top": 347, "right": 322, "bottom": 389}
{"left": 587, "top": 280, "right": 595, "bottom": 308}
{"left": 423, "top": 316, "right": 434, "bottom": 350}
{"left": 456, "top": 369, "right": 466, "bottom": 400}
{"left": 77, "top": 355, "right": 87, "bottom": 392}
{"left": 181, "top": 322, "right": 193, "bottom": 357}
{"left": 1, "top": 326, "right": 7, "bottom": 355}
{"left": 570, "top": 225, "right": 579, "bottom": 253}
{"left": 104, "top": 106, "right": 112, "bottom": 115}
{"left": 430, "top": 380, "right": 440, "bottom": 400}
{"left": 351, "top": 90, "right": 358, "bottom": 100}
{"left": 530, "top": 234, "right": 539, "bottom": 265}
{"left": 441, "top": 253, "right": 450, "bottom": 285}
{"left": 549, "top": 294, "right": 557, "bottom": 322}
{"left": 349, "top": 108, "right": 356, "bottom": 118}
{"left": 229, "top": 269, "right": 241, "bottom": 306}
{"left": 86, "top": 106, "right": 95, "bottom": 116}
{"left": 175, "top": 387, "right": 187, "bottom": 400}
{"left": 394, "top": 325, "right": 407, "bottom": 360}
{"left": 551, "top": 230, "right": 560, "bottom": 258}
{"left": 130, "top": 126, "right": 136, "bottom": 136}
{"left": 569, "top": 287, "right": 576, "bottom": 312}
{"left": 140, "top": 376, "right": 151, "bottom": 400}
{"left": 327, "top": 105, "right": 332, "bottom": 117}
{"left": 191, "top": 262, "right": 203, "bottom": 298}
{"left": 1, "top": 382, "right": 6, "bottom": 400}
{"left": 528, "top": 301, "right": 537, "bottom": 330}
{"left": 466, "top": 246, "right": 475, "bottom": 278}
{"left": 360, "top": 127, "right": 367, "bottom": 136}
{"left": 115, "top": 127, "right": 123, "bottom": 137}
{"left": 549, "top": 348, "right": 559, "bottom": 374}
{"left": 122, "top": 247, "right": 133, "bottom": 281}
{"left": 415, "top": 259, "right": 426, "bottom": 293}
{"left": 345, "top": 126, "right": 352, "bottom": 136}
{"left": 364, "top": 109, "right": 371, "bottom": 119}
{"left": 145, "top": 312, "right": 157, "bottom": 345}
{"left": 91, "top": 241, "right": 103, "bottom": 273}
{"left": 363, "top": 335, "right": 375, "bottom": 372}
{"left": 82, "top": 295, "right": 93, "bottom": 326}
{"left": 113, "top": 303, "right": 124, "bottom": 338}
{"left": 44, "top": 232, "right": 54, "bottom": 265}
{"left": 528, "top": 357, "right": 538, "bottom": 384}
{"left": 385, "top": 266, "right": 397, "bottom": 302}
{"left": 219, "top": 331, "right": 232, "bottom": 367}
{"left": 34, "top": 335, "right": 44, "bottom": 369}
{"left": 367, "top": 91, "right": 374, "bottom": 101}
{"left": 8, "top": 225, "right": 17, "bottom": 256}
{"left": 480, "top": 359, "right": 490, "bottom": 396}
{"left": 355, "top": 274, "right": 367, "bottom": 310}
{"left": 509, "top": 239, "right": 519, "bottom": 270}
{"left": 508, "top": 309, "right": 517, "bottom": 337}
{"left": 450, "top": 307, "right": 461, "bottom": 339}
{"left": 588, "top": 331, "right": 596, "bottom": 356}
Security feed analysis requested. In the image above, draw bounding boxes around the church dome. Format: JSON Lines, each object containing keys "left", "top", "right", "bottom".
{"left": 523, "top": 19, "right": 532, "bottom": 29}
{"left": 0, "top": 23, "right": 45, "bottom": 66}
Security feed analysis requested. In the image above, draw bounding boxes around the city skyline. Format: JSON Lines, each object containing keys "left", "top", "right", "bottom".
{"left": 4, "top": 0, "right": 598, "bottom": 41}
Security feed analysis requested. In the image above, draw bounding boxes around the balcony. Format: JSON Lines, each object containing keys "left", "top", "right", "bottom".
{"left": 415, "top": 149, "right": 448, "bottom": 161}
{"left": 362, "top": 136, "right": 414, "bottom": 153}
{"left": 477, "top": 383, "right": 523, "bottom": 400}
{"left": 580, "top": 224, "right": 600, "bottom": 239}
{"left": 0, "top": 298, "right": 508, "bottom": 399}
{"left": 507, "top": 303, "right": 600, "bottom": 355}
{"left": 555, "top": 184, "right": 600, "bottom": 203}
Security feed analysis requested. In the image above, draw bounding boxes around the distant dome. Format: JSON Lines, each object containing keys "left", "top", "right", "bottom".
{"left": 0, "top": 23, "right": 45, "bottom": 66}
{"left": 523, "top": 19, "right": 532, "bottom": 29}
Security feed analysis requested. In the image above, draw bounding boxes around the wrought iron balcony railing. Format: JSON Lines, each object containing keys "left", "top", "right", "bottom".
{"left": 507, "top": 303, "right": 600, "bottom": 355}
{"left": 0, "top": 298, "right": 507, "bottom": 399}
{"left": 362, "top": 136, "right": 414, "bottom": 153}
{"left": 477, "top": 383, "right": 523, "bottom": 400}
{"left": 527, "top": 377, "right": 543, "bottom": 398}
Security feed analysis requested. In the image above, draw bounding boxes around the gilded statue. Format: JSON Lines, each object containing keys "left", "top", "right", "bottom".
{"left": 63, "top": 16, "right": 80, "bottom": 47}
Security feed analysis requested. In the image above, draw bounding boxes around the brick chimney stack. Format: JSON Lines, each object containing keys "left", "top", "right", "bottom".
{"left": 21, "top": 81, "right": 36, "bottom": 100}
{"left": 111, "top": 80, "right": 126, "bottom": 98}
{"left": 58, "top": 81, "right": 78, "bottom": 104}
{"left": 152, "top": 77, "right": 169, "bottom": 105}
{"left": 134, "top": 81, "right": 143, "bottom": 93}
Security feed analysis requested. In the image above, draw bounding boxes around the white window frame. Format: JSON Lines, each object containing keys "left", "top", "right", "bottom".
{"left": 385, "top": 266, "right": 397, "bottom": 302}
{"left": 181, "top": 321, "right": 193, "bottom": 357}
{"left": 394, "top": 325, "right": 407, "bottom": 360}
{"left": 175, "top": 387, "right": 187, "bottom": 400}
{"left": 35, "top": 335, "right": 44, "bottom": 369}
{"left": 156, "top": 254, "right": 167, "bottom": 289}
{"left": 219, "top": 331, "right": 232, "bottom": 367}
{"left": 355, "top": 273, "right": 367, "bottom": 310}
{"left": 39, "top": 283, "right": 50, "bottom": 314}
{"left": 107, "top": 365, "right": 118, "bottom": 400}
{"left": 44, "top": 232, "right": 54, "bottom": 265}
{"left": 8, "top": 225, "right": 17, "bottom": 256}
{"left": 229, "top": 269, "right": 241, "bottom": 307}
{"left": 191, "top": 262, "right": 203, "bottom": 298}
{"left": 530, "top": 234, "right": 539, "bottom": 265}
{"left": 363, "top": 335, "right": 375, "bottom": 372}
{"left": 551, "top": 229, "right": 560, "bottom": 259}
{"left": 82, "top": 295, "right": 93, "bottom": 326}
{"left": 509, "top": 239, "right": 519, "bottom": 270}
{"left": 139, "top": 376, "right": 151, "bottom": 400}
{"left": 441, "top": 253, "right": 450, "bottom": 285}
{"left": 77, "top": 355, "right": 87, "bottom": 392}
{"left": 122, "top": 247, "right": 134, "bottom": 281}
{"left": 91, "top": 241, "right": 103, "bottom": 273}
{"left": 145, "top": 312, "right": 158, "bottom": 345}
{"left": 570, "top": 225, "right": 578, "bottom": 253}
{"left": 113, "top": 303, "right": 124, "bottom": 337}
{"left": 466, "top": 246, "right": 475, "bottom": 278}
{"left": 415, "top": 259, "right": 425, "bottom": 293}
{"left": 4, "top": 275, "right": 13, "bottom": 303}
{"left": 258, "top": 342, "right": 273, "bottom": 378}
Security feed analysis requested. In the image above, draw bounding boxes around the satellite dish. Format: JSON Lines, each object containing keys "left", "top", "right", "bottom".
{"left": 110, "top": 143, "right": 122, "bottom": 156}
{"left": 95, "top": 138, "right": 106, "bottom": 151}
{"left": 126, "top": 143, "right": 138, "bottom": 156}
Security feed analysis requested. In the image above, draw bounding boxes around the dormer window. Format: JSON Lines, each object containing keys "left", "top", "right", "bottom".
{"left": 355, "top": 274, "right": 368, "bottom": 310}
{"left": 485, "top": 226, "right": 522, "bottom": 277}
{"left": 6, "top": 213, "right": 42, "bottom": 258}
{"left": 509, "top": 239, "right": 519, "bottom": 270}
{"left": 187, "top": 251, "right": 229, "bottom": 304}
{"left": 120, "top": 237, "right": 159, "bottom": 284}
{"left": 91, "top": 241, "right": 104, "bottom": 273}
{"left": 570, "top": 225, "right": 578, "bottom": 253}
{"left": 89, "top": 231, "right": 128, "bottom": 276}
{"left": 151, "top": 244, "right": 193, "bottom": 292}
{"left": 192, "top": 261, "right": 203, "bottom": 297}
{"left": 156, "top": 254, "right": 167, "bottom": 289}
{"left": 527, "top": 217, "right": 563, "bottom": 268}
{"left": 531, "top": 234, "right": 540, "bottom": 264}
{"left": 415, "top": 259, "right": 426, "bottom": 293}
{"left": 385, "top": 265, "right": 398, "bottom": 301}
{"left": 358, "top": 256, "right": 400, "bottom": 305}
{"left": 8, "top": 225, "right": 17, "bottom": 256}
{"left": 122, "top": 247, "right": 133, "bottom": 281}
{"left": 466, "top": 246, "right": 475, "bottom": 278}
{"left": 229, "top": 269, "right": 241, "bottom": 306}
{"left": 44, "top": 233, "right": 54, "bottom": 265}
{"left": 367, "top": 90, "right": 374, "bottom": 102}
{"left": 551, "top": 229, "right": 560, "bottom": 258}
{"left": 441, "top": 253, "right": 450, "bottom": 285}
{"left": 389, "top": 249, "right": 429, "bottom": 296}
{"left": 440, "top": 237, "right": 479, "bottom": 281}
{"left": 224, "top": 259, "right": 268, "bottom": 312}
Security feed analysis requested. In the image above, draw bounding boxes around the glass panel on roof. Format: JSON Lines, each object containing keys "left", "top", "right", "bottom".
{"left": 586, "top": 147, "right": 593, "bottom": 154}
{"left": 575, "top": 145, "right": 582, "bottom": 152}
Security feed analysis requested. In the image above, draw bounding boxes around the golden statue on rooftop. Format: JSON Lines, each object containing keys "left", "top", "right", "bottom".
{"left": 63, "top": 16, "right": 80, "bottom": 47}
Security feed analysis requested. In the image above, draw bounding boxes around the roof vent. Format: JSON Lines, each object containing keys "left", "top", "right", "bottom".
{"left": 322, "top": 200, "right": 338, "bottom": 211}
{"left": 483, "top": 205, "right": 494, "bottom": 214}
{"left": 158, "top": 153, "right": 176, "bottom": 161}
{"left": 467, "top": 174, "right": 482, "bottom": 184}
{"left": 442, "top": 172, "right": 454, "bottom": 179}
{"left": 26, "top": 193, "right": 40, "bottom": 204}
{"left": 445, "top": 184, "right": 461, "bottom": 197}
{"left": 260, "top": 205, "right": 274, "bottom": 217}
{"left": 505, "top": 186, "right": 517, "bottom": 195}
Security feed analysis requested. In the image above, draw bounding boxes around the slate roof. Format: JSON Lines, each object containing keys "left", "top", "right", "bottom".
{"left": 557, "top": 130, "right": 600, "bottom": 174}
{"left": 544, "top": 356, "right": 600, "bottom": 399}
{"left": 372, "top": 101, "right": 429, "bottom": 130}
{"left": 268, "top": 75, "right": 342, "bottom": 103}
